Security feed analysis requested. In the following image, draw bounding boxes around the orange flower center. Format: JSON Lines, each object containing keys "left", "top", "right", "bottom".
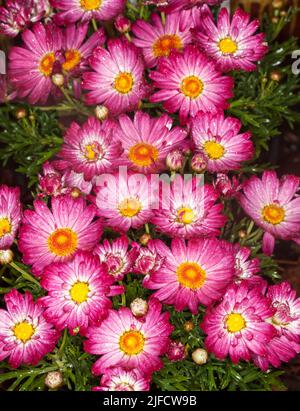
{"left": 262, "top": 204, "right": 285, "bottom": 225}
{"left": 119, "top": 330, "right": 145, "bottom": 355}
{"left": 80, "top": 0, "right": 101, "bottom": 11}
{"left": 118, "top": 198, "right": 142, "bottom": 218}
{"left": 153, "top": 34, "right": 183, "bottom": 57}
{"left": 177, "top": 262, "right": 206, "bottom": 289}
{"left": 219, "top": 38, "right": 238, "bottom": 55}
{"left": 0, "top": 218, "right": 11, "bottom": 238}
{"left": 14, "top": 322, "right": 35, "bottom": 343}
{"left": 39, "top": 52, "right": 56, "bottom": 77}
{"left": 63, "top": 49, "right": 81, "bottom": 72}
{"left": 181, "top": 75, "right": 204, "bottom": 99}
{"left": 177, "top": 207, "right": 195, "bottom": 225}
{"left": 226, "top": 313, "right": 246, "bottom": 333}
{"left": 70, "top": 281, "right": 90, "bottom": 304}
{"left": 204, "top": 141, "right": 225, "bottom": 160}
{"left": 47, "top": 228, "right": 78, "bottom": 256}
{"left": 128, "top": 143, "right": 159, "bottom": 167}
{"left": 114, "top": 72, "right": 134, "bottom": 94}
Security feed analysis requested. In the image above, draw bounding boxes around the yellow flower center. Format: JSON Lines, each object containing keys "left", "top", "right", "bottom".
{"left": 128, "top": 143, "right": 159, "bottom": 167}
{"left": 14, "top": 322, "right": 35, "bottom": 343}
{"left": 119, "top": 330, "right": 145, "bottom": 355}
{"left": 118, "top": 198, "right": 142, "bottom": 218}
{"left": 47, "top": 228, "right": 78, "bottom": 257}
{"left": 226, "top": 313, "right": 246, "bottom": 333}
{"left": 0, "top": 218, "right": 11, "bottom": 238}
{"left": 181, "top": 75, "right": 204, "bottom": 99}
{"left": 39, "top": 52, "right": 56, "bottom": 77}
{"left": 114, "top": 72, "right": 134, "bottom": 94}
{"left": 63, "top": 49, "right": 82, "bottom": 72}
{"left": 84, "top": 142, "right": 103, "bottom": 161}
{"left": 153, "top": 34, "right": 183, "bottom": 57}
{"left": 262, "top": 204, "right": 285, "bottom": 225}
{"left": 204, "top": 141, "right": 225, "bottom": 160}
{"left": 177, "top": 207, "right": 195, "bottom": 225}
{"left": 177, "top": 262, "right": 206, "bottom": 290}
{"left": 219, "top": 38, "right": 238, "bottom": 55}
{"left": 80, "top": 0, "right": 101, "bottom": 11}
{"left": 70, "top": 281, "right": 90, "bottom": 304}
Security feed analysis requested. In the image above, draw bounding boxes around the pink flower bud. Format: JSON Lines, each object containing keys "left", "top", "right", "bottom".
{"left": 114, "top": 15, "right": 131, "bottom": 33}
{"left": 166, "top": 341, "right": 186, "bottom": 362}
{"left": 214, "top": 173, "right": 243, "bottom": 198}
{"left": 38, "top": 162, "right": 64, "bottom": 197}
{"left": 191, "top": 152, "right": 207, "bottom": 173}
{"left": 130, "top": 298, "right": 148, "bottom": 317}
{"left": 166, "top": 150, "right": 184, "bottom": 171}
{"left": 133, "top": 247, "right": 164, "bottom": 275}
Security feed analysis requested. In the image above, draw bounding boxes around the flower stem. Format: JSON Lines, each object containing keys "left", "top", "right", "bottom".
{"left": 145, "top": 223, "right": 150, "bottom": 235}
{"left": 9, "top": 262, "right": 41, "bottom": 288}
{"left": 118, "top": 281, "right": 126, "bottom": 307}
{"left": 58, "top": 329, "right": 68, "bottom": 354}
{"left": 92, "top": 19, "right": 98, "bottom": 32}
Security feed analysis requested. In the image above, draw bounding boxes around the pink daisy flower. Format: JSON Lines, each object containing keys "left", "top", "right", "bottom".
{"left": 194, "top": 8, "right": 268, "bottom": 72}
{"left": 115, "top": 111, "right": 187, "bottom": 173}
{"left": 253, "top": 335, "right": 300, "bottom": 371}
{"left": 92, "top": 367, "right": 150, "bottom": 391}
{"left": 143, "top": 238, "right": 235, "bottom": 313}
{"left": 94, "top": 171, "right": 153, "bottom": 231}
{"left": 51, "top": 0, "right": 126, "bottom": 24}
{"left": 8, "top": 22, "right": 62, "bottom": 105}
{"left": 54, "top": 117, "right": 122, "bottom": 180}
{"left": 19, "top": 195, "right": 103, "bottom": 276}
{"left": 61, "top": 24, "right": 106, "bottom": 76}
{"left": 220, "top": 241, "right": 261, "bottom": 285}
{"left": 40, "top": 251, "right": 124, "bottom": 335}
{"left": 202, "top": 283, "right": 275, "bottom": 363}
{"left": 151, "top": 175, "right": 227, "bottom": 239}
{"left": 93, "top": 236, "right": 137, "bottom": 281}
{"left": 238, "top": 171, "right": 300, "bottom": 255}
{"left": 191, "top": 112, "right": 254, "bottom": 173}
{"left": 154, "top": 0, "right": 222, "bottom": 14}
{"left": 0, "top": 185, "right": 22, "bottom": 250}
{"left": 84, "top": 298, "right": 173, "bottom": 377}
{"left": 0, "top": 0, "right": 50, "bottom": 38}
{"left": 267, "top": 282, "right": 300, "bottom": 342}
{"left": 0, "top": 290, "right": 59, "bottom": 368}
{"left": 83, "top": 38, "right": 149, "bottom": 115}
{"left": 150, "top": 46, "right": 234, "bottom": 124}
{"left": 132, "top": 12, "right": 193, "bottom": 68}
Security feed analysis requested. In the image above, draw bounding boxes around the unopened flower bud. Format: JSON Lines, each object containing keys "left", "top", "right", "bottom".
{"left": 238, "top": 230, "right": 247, "bottom": 239}
{"left": 0, "top": 249, "right": 14, "bottom": 265}
{"left": 272, "top": 0, "right": 283, "bottom": 8}
{"left": 140, "top": 233, "right": 151, "bottom": 246}
{"left": 192, "top": 348, "right": 208, "bottom": 365}
{"left": 166, "top": 341, "right": 186, "bottom": 362}
{"left": 114, "top": 15, "right": 131, "bottom": 33}
{"left": 130, "top": 298, "right": 148, "bottom": 317}
{"left": 15, "top": 108, "right": 27, "bottom": 120}
{"left": 191, "top": 152, "right": 207, "bottom": 173}
{"left": 184, "top": 320, "right": 194, "bottom": 332}
{"left": 270, "top": 70, "right": 282, "bottom": 82}
{"left": 95, "top": 105, "right": 109, "bottom": 121}
{"left": 166, "top": 150, "right": 184, "bottom": 172}
{"left": 52, "top": 73, "right": 65, "bottom": 87}
{"left": 45, "top": 371, "right": 64, "bottom": 390}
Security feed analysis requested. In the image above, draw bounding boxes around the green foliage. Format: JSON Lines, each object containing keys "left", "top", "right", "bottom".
{"left": 0, "top": 106, "right": 62, "bottom": 187}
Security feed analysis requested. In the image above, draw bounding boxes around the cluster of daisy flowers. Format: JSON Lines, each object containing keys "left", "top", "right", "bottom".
{"left": 0, "top": 0, "right": 300, "bottom": 392}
